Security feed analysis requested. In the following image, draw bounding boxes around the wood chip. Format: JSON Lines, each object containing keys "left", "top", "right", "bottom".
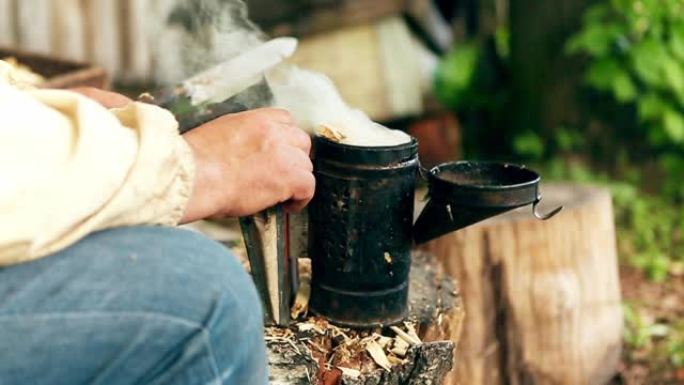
{"left": 404, "top": 322, "right": 421, "bottom": 343}
{"left": 387, "top": 355, "right": 405, "bottom": 366}
{"left": 375, "top": 334, "right": 392, "bottom": 349}
{"left": 365, "top": 340, "right": 392, "bottom": 371}
{"left": 338, "top": 366, "right": 361, "bottom": 378}
{"left": 390, "top": 325, "right": 421, "bottom": 346}
{"left": 390, "top": 336, "right": 410, "bottom": 357}
{"left": 290, "top": 276, "right": 311, "bottom": 319}
{"left": 297, "top": 323, "right": 316, "bottom": 333}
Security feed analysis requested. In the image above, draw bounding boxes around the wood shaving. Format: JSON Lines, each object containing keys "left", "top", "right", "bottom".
{"left": 297, "top": 322, "right": 323, "bottom": 334}
{"left": 338, "top": 366, "right": 361, "bottom": 378}
{"left": 404, "top": 322, "right": 421, "bottom": 343}
{"left": 390, "top": 325, "right": 421, "bottom": 346}
{"left": 390, "top": 336, "right": 410, "bottom": 357}
{"left": 266, "top": 315, "right": 425, "bottom": 375}
{"left": 374, "top": 334, "right": 392, "bottom": 349}
{"left": 264, "top": 336, "right": 301, "bottom": 355}
{"left": 290, "top": 276, "right": 311, "bottom": 319}
{"left": 387, "top": 355, "right": 405, "bottom": 366}
{"left": 317, "top": 124, "right": 347, "bottom": 142}
{"left": 365, "top": 340, "right": 392, "bottom": 371}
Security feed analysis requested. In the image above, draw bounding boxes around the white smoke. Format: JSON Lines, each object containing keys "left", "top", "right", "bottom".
{"left": 148, "top": 0, "right": 265, "bottom": 84}
{"left": 151, "top": 0, "right": 410, "bottom": 147}
{"left": 269, "top": 66, "right": 411, "bottom": 147}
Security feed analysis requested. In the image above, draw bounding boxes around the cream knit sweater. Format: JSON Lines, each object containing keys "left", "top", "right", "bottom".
{"left": 0, "top": 61, "right": 195, "bottom": 266}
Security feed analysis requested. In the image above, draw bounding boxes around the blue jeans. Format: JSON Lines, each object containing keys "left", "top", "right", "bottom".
{"left": 0, "top": 227, "right": 268, "bottom": 385}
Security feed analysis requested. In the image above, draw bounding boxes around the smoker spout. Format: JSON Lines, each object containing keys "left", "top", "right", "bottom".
{"left": 413, "top": 199, "right": 518, "bottom": 244}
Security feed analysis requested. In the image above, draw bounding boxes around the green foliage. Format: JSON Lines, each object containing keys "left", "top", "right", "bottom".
{"left": 434, "top": 0, "right": 684, "bottom": 282}
{"left": 434, "top": 42, "right": 481, "bottom": 111}
{"left": 566, "top": 0, "right": 684, "bottom": 200}
{"left": 513, "top": 131, "right": 545, "bottom": 160}
{"left": 623, "top": 302, "right": 669, "bottom": 349}
{"left": 670, "top": 338, "right": 684, "bottom": 367}
{"left": 623, "top": 303, "right": 684, "bottom": 368}
{"left": 541, "top": 158, "right": 684, "bottom": 282}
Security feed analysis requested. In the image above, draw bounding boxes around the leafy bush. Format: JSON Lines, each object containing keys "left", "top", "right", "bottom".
{"left": 541, "top": 158, "right": 684, "bottom": 281}
{"left": 433, "top": 0, "right": 684, "bottom": 281}
{"left": 566, "top": 0, "right": 684, "bottom": 200}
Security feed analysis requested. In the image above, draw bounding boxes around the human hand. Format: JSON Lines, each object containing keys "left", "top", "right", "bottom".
{"left": 180, "top": 108, "right": 314, "bottom": 223}
{"left": 69, "top": 87, "right": 132, "bottom": 109}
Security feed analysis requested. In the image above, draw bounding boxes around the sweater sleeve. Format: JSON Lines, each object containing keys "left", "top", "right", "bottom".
{"left": 0, "top": 74, "right": 195, "bottom": 266}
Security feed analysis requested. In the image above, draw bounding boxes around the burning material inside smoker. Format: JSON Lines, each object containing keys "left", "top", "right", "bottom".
{"left": 268, "top": 66, "right": 411, "bottom": 147}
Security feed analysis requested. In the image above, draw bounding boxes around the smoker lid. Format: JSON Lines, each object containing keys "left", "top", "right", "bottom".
{"left": 313, "top": 136, "right": 418, "bottom": 166}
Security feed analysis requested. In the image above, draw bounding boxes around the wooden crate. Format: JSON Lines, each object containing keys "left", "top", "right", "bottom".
{"left": 0, "top": 48, "right": 108, "bottom": 89}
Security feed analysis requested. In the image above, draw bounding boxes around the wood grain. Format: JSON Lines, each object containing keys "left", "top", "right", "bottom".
{"left": 421, "top": 183, "right": 623, "bottom": 385}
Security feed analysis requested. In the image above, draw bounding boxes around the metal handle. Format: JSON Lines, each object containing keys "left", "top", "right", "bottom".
{"left": 532, "top": 197, "right": 563, "bottom": 220}
{"left": 417, "top": 157, "right": 433, "bottom": 181}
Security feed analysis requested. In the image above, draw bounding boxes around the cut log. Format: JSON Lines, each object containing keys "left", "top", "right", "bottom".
{"left": 420, "top": 183, "right": 623, "bottom": 385}
{"left": 266, "top": 251, "right": 465, "bottom": 385}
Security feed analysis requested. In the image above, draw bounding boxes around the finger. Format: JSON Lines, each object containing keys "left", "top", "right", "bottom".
{"left": 283, "top": 171, "right": 316, "bottom": 213}
{"left": 287, "top": 146, "right": 313, "bottom": 172}
{"left": 272, "top": 146, "right": 313, "bottom": 184}
{"left": 264, "top": 107, "right": 296, "bottom": 124}
{"left": 275, "top": 122, "right": 312, "bottom": 153}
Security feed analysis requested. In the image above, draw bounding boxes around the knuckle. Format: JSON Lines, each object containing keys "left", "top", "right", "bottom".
{"left": 304, "top": 173, "right": 316, "bottom": 197}
{"left": 253, "top": 120, "right": 270, "bottom": 136}
{"left": 273, "top": 146, "right": 292, "bottom": 166}
{"left": 270, "top": 108, "right": 294, "bottom": 121}
{"left": 300, "top": 131, "right": 312, "bottom": 147}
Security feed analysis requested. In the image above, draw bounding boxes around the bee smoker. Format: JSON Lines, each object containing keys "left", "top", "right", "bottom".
{"left": 308, "top": 136, "right": 562, "bottom": 328}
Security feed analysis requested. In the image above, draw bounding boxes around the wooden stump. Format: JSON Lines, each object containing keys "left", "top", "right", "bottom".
{"left": 420, "top": 183, "right": 623, "bottom": 385}
{"left": 266, "top": 252, "right": 465, "bottom": 385}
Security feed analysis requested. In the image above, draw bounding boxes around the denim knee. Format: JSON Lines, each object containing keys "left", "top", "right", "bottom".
{"left": 0, "top": 226, "right": 268, "bottom": 385}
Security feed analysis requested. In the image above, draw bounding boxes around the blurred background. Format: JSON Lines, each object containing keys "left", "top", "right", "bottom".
{"left": 1, "top": 0, "right": 683, "bottom": 383}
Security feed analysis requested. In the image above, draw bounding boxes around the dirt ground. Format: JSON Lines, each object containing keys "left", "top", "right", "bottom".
{"left": 617, "top": 266, "right": 684, "bottom": 385}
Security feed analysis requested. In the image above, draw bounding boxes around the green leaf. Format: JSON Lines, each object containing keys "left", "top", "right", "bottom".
{"left": 646, "top": 254, "right": 671, "bottom": 282}
{"left": 663, "top": 109, "right": 684, "bottom": 142}
{"left": 612, "top": 71, "right": 638, "bottom": 102}
{"left": 583, "top": 3, "right": 611, "bottom": 24}
{"left": 434, "top": 42, "right": 480, "bottom": 109}
{"left": 638, "top": 93, "right": 667, "bottom": 120}
{"left": 513, "top": 131, "right": 545, "bottom": 160}
{"left": 669, "top": 22, "right": 684, "bottom": 60}
{"left": 585, "top": 58, "right": 622, "bottom": 91}
{"left": 663, "top": 58, "right": 684, "bottom": 102}
{"left": 555, "top": 128, "right": 584, "bottom": 151}
{"left": 670, "top": 340, "right": 684, "bottom": 367}
{"left": 631, "top": 38, "right": 670, "bottom": 86}
{"left": 494, "top": 27, "right": 510, "bottom": 59}
{"left": 566, "top": 22, "right": 622, "bottom": 56}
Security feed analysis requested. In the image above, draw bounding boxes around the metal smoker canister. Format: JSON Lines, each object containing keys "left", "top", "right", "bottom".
{"left": 308, "top": 137, "right": 418, "bottom": 328}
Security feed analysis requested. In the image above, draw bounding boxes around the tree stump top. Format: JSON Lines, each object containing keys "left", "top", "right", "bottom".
{"left": 266, "top": 251, "right": 464, "bottom": 385}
